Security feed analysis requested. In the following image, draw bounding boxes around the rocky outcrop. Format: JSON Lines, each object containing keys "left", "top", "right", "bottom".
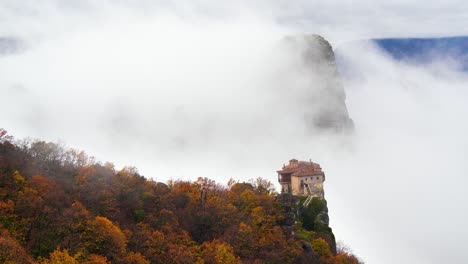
{"left": 281, "top": 34, "right": 354, "bottom": 132}
{"left": 277, "top": 193, "right": 301, "bottom": 236}
{"left": 301, "top": 197, "right": 336, "bottom": 253}
{"left": 278, "top": 193, "right": 337, "bottom": 258}
{"left": 294, "top": 241, "right": 321, "bottom": 264}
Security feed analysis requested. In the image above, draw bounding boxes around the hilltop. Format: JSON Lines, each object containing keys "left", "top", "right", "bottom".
{"left": 0, "top": 129, "right": 360, "bottom": 263}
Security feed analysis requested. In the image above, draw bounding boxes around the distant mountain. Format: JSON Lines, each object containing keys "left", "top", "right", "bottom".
{"left": 374, "top": 36, "right": 468, "bottom": 71}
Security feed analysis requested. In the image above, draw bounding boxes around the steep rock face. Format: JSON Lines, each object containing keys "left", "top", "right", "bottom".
{"left": 295, "top": 241, "right": 321, "bottom": 264}
{"left": 301, "top": 198, "right": 336, "bottom": 253}
{"left": 277, "top": 193, "right": 337, "bottom": 258}
{"left": 281, "top": 34, "right": 354, "bottom": 132}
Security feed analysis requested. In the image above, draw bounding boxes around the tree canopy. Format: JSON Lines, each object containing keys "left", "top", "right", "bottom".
{"left": 0, "top": 129, "right": 361, "bottom": 263}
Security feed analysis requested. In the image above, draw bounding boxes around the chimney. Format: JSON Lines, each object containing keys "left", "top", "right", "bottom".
{"left": 289, "top": 159, "right": 298, "bottom": 167}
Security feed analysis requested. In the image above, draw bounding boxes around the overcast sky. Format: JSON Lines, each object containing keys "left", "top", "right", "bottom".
{"left": 1, "top": 1, "right": 468, "bottom": 263}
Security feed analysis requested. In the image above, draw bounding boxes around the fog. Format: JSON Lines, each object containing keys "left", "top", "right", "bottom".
{"left": 332, "top": 43, "right": 468, "bottom": 263}
{"left": 1, "top": 1, "right": 468, "bottom": 263}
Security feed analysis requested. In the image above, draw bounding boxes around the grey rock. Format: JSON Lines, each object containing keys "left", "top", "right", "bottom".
{"left": 315, "top": 204, "right": 330, "bottom": 227}
{"left": 281, "top": 34, "right": 354, "bottom": 132}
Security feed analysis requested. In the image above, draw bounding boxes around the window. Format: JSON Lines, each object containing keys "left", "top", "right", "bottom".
{"left": 316, "top": 176, "right": 319, "bottom": 180}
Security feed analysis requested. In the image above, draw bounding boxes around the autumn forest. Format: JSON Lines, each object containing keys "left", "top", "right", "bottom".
{"left": 0, "top": 129, "right": 360, "bottom": 264}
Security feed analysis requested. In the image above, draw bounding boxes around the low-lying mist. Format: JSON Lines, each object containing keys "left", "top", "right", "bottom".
{"left": 0, "top": 14, "right": 351, "bottom": 182}
{"left": 332, "top": 42, "right": 468, "bottom": 263}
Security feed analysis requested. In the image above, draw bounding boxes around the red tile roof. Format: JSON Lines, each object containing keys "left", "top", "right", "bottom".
{"left": 277, "top": 159, "right": 324, "bottom": 177}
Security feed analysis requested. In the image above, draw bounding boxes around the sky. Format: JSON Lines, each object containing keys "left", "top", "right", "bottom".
{"left": 1, "top": 1, "right": 468, "bottom": 263}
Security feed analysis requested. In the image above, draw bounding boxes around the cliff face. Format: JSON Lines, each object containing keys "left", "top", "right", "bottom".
{"left": 278, "top": 193, "right": 336, "bottom": 262}
{"left": 281, "top": 34, "right": 354, "bottom": 132}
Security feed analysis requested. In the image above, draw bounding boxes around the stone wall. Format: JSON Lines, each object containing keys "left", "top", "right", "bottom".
{"left": 291, "top": 175, "right": 324, "bottom": 196}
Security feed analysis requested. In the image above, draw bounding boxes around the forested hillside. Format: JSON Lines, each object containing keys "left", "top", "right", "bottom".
{"left": 0, "top": 129, "right": 360, "bottom": 263}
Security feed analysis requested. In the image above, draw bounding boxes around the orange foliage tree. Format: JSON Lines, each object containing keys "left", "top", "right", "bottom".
{"left": 83, "top": 216, "right": 127, "bottom": 263}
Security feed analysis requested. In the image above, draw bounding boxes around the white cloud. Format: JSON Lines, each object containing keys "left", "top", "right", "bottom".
{"left": 332, "top": 42, "right": 468, "bottom": 263}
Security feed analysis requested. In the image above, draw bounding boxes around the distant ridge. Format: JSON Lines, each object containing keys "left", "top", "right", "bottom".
{"left": 374, "top": 36, "right": 468, "bottom": 70}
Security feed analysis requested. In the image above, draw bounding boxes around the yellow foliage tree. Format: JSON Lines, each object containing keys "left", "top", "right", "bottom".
{"left": 124, "top": 252, "right": 151, "bottom": 264}
{"left": 38, "top": 248, "right": 78, "bottom": 264}
{"left": 312, "top": 238, "right": 333, "bottom": 263}
{"left": 201, "top": 239, "right": 241, "bottom": 264}
{"left": 83, "top": 216, "right": 127, "bottom": 262}
{"left": 82, "top": 254, "right": 109, "bottom": 264}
